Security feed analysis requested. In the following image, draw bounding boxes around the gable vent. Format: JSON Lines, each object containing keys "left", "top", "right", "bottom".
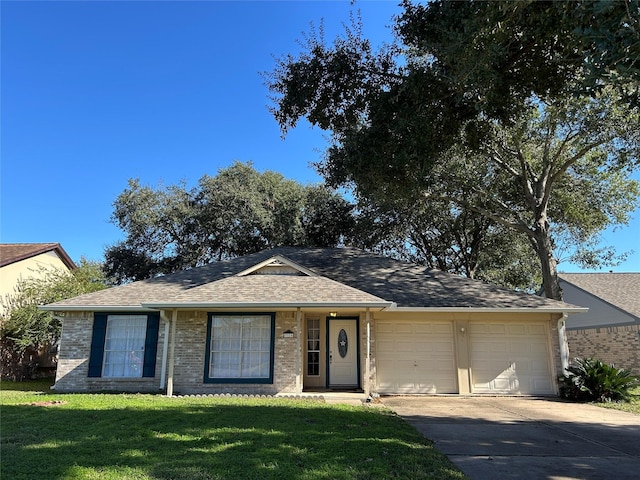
{"left": 250, "top": 261, "right": 306, "bottom": 276}
{"left": 236, "top": 255, "right": 317, "bottom": 277}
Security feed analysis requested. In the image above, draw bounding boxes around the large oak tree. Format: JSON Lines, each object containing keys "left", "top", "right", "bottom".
{"left": 104, "top": 162, "right": 355, "bottom": 283}
{"left": 267, "top": 0, "right": 640, "bottom": 299}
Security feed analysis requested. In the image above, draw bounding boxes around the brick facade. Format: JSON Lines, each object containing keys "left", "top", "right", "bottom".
{"left": 54, "top": 309, "right": 566, "bottom": 395}
{"left": 171, "top": 311, "right": 299, "bottom": 395}
{"left": 567, "top": 325, "right": 640, "bottom": 375}
{"left": 54, "top": 310, "right": 301, "bottom": 394}
{"left": 54, "top": 311, "right": 164, "bottom": 392}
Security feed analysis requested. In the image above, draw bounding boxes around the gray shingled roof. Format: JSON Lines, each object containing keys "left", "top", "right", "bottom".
{"left": 559, "top": 273, "right": 640, "bottom": 319}
{"left": 43, "top": 247, "right": 580, "bottom": 311}
{"left": 144, "top": 275, "right": 390, "bottom": 307}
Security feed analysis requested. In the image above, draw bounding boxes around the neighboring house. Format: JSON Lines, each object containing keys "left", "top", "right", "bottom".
{"left": 1, "top": 243, "right": 77, "bottom": 377}
{"left": 42, "top": 247, "right": 585, "bottom": 397}
{"left": 0, "top": 243, "right": 77, "bottom": 314}
{"left": 560, "top": 273, "right": 640, "bottom": 374}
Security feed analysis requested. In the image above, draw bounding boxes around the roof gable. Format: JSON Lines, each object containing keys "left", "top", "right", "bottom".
{"left": 0, "top": 243, "right": 76, "bottom": 270}
{"left": 236, "top": 255, "right": 317, "bottom": 277}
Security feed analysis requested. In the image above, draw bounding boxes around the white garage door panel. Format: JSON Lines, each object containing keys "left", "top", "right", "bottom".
{"left": 376, "top": 320, "right": 457, "bottom": 394}
{"left": 470, "top": 322, "right": 554, "bottom": 395}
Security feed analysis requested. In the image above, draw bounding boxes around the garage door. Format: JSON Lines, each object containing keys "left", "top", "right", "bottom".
{"left": 469, "top": 322, "right": 555, "bottom": 395}
{"left": 375, "top": 320, "right": 457, "bottom": 394}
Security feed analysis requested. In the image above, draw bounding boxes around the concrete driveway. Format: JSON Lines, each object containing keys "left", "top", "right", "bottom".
{"left": 381, "top": 396, "right": 640, "bottom": 480}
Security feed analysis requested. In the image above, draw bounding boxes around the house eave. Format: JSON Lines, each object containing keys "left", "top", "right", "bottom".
{"left": 141, "top": 301, "right": 394, "bottom": 310}
{"left": 566, "top": 319, "right": 640, "bottom": 331}
{"left": 38, "top": 305, "right": 157, "bottom": 313}
{"left": 39, "top": 303, "right": 585, "bottom": 315}
{"left": 386, "top": 306, "right": 589, "bottom": 314}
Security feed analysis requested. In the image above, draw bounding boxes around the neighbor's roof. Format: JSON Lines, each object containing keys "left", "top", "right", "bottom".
{"left": 0, "top": 243, "right": 76, "bottom": 270}
{"left": 42, "top": 247, "right": 582, "bottom": 312}
{"left": 559, "top": 273, "right": 640, "bottom": 319}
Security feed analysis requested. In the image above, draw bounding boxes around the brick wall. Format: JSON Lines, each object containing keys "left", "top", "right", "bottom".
{"left": 567, "top": 325, "right": 640, "bottom": 375}
{"left": 52, "top": 312, "right": 91, "bottom": 391}
{"left": 54, "top": 310, "right": 300, "bottom": 394}
{"left": 54, "top": 311, "right": 163, "bottom": 393}
{"left": 550, "top": 315, "right": 563, "bottom": 378}
{"left": 172, "top": 311, "right": 299, "bottom": 395}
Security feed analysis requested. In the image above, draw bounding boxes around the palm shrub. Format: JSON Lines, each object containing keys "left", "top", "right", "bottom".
{"left": 559, "top": 357, "right": 639, "bottom": 403}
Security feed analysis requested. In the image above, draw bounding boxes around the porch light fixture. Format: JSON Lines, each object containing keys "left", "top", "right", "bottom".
{"left": 329, "top": 312, "right": 338, "bottom": 317}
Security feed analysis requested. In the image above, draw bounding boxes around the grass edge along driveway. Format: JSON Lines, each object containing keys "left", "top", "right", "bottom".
{"left": 1, "top": 381, "right": 466, "bottom": 480}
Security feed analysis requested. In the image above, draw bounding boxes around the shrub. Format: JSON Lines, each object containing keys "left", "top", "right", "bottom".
{"left": 559, "top": 357, "right": 639, "bottom": 403}
{"left": 1, "top": 260, "right": 110, "bottom": 380}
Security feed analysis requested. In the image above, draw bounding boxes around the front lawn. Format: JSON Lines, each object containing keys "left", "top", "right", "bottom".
{"left": 596, "top": 386, "right": 640, "bottom": 415}
{"left": 0, "top": 381, "right": 466, "bottom": 480}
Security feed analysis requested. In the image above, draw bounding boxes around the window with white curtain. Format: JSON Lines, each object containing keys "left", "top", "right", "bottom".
{"left": 207, "top": 314, "right": 273, "bottom": 381}
{"left": 102, "top": 315, "right": 147, "bottom": 378}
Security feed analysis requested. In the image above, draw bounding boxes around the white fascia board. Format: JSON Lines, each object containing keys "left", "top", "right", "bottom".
{"left": 385, "top": 306, "right": 589, "bottom": 314}
{"left": 38, "top": 305, "right": 157, "bottom": 312}
{"left": 141, "top": 301, "right": 394, "bottom": 310}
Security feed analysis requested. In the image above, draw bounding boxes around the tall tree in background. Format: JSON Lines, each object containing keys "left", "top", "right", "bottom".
{"left": 104, "top": 161, "right": 355, "bottom": 283}
{"left": 354, "top": 194, "right": 542, "bottom": 292}
{"left": 267, "top": 0, "right": 640, "bottom": 299}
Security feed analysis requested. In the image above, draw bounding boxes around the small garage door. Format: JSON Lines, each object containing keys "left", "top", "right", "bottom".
{"left": 469, "top": 322, "right": 554, "bottom": 395}
{"left": 376, "top": 320, "right": 457, "bottom": 394}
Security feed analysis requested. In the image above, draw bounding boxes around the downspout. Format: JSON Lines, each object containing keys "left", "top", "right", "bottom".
{"left": 365, "top": 308, "right": 371, "bottom": 398}
{"left": 558, "top": 313, "right": 570, "bottom": 375}
{"left": 166, "top": 309, "right": 178, "bottom": 397}
{"left": 296, "top": 307, "right": 302, "bottom": 394}
{"left": 159, "top": 311, "right": 170, "bottom": 390}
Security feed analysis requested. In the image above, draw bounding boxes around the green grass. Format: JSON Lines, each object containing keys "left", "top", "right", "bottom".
{"left": 0, "top": 380, "right": 466, "bottom": 480}
{"left": 596, "top": 386, "right": 640, "bottom": 415}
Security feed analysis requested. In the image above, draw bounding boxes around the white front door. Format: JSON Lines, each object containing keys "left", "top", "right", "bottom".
{"left": 328, "top": 318, "right": 359, "bottom": 388}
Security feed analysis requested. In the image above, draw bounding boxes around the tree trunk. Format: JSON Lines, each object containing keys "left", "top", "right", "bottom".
{"left": 532, "top": 217, "right": 563, "bottom": 301}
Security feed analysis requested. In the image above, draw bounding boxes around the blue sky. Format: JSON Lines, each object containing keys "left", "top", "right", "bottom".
{"left": 2, "top": 1, "right": 638, "bottom": 273}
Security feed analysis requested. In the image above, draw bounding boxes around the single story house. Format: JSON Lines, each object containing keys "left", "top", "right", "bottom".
{"left": 42, "top": 247, "right": 586, "bottom": 397}
{"left": 560, "top": 273, "right": 640, "bottom": 374}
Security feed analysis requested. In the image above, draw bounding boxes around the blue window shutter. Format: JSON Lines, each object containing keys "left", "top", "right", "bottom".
{"left": 88, "top": 314, "right": 108, "bottom": 377}
{"left": 142, "top": 313, "right": 160, "bottom": 377}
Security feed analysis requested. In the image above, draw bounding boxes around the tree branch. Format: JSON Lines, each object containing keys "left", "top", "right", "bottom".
{"left": 549, "top": 135, "right": 617, "bottom": 184}
{"left": 424, "top": 192, "right": 533, "bottom": 236}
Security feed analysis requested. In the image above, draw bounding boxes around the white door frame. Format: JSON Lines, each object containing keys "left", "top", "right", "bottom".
{"left": 326, "top": 316, "right": 360, "bottom": 389}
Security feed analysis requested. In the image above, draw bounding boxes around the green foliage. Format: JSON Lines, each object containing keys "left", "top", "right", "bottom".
{"left": 559, "top": 357, "right": 639, "bottom": 403}
{"left": 105, "top": 161, "right": 355, "bottom": 283}
{"left": 397, "top": 0, "right": 640, "bottom": 121}
{"left": 267, "top": 1, "right": 640, "bottom": 299}
{"left": 353, "top": 194, "right": 542, "bottom": 291}
{"left": 1, "top": 259, "right": 110, "bottom": 353}
{"left": 1, "top": 392, "right": 466, "bottom": 480}
{"left": 1, "top": 260, "right": 110, "bottom": 380}
{"left": 598, "top": 386, "right": 640, "bottom": 415}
